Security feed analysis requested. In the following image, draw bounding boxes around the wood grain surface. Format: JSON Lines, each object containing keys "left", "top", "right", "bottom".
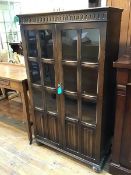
{"left": 0, "top": 63, "right": 27, "bottom": 81}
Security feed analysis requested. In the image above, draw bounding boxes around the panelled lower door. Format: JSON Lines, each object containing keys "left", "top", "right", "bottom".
{"left": 56, "top": 23, "right": 103, "bottom": 160}
{"left": 22, "top": 25, "right": 61, "bottom": 146}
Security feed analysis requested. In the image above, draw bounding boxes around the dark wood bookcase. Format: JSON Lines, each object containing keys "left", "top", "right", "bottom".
{"left": 18, "top": 7, "right": 122, "bottom": 171}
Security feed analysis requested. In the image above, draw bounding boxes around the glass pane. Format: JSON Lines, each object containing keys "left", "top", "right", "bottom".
{"left": 46, "top": 91, "right": 57, "bottom": 113}
{"left": 29, "top": 61, "right": 41, "bottom": 84}
{"left": 39, "top": 30, "right": 53, "bottom": 58}
{"left": 82, "top": 67, "right": 98, "bottom": 96}
{"left": 82, "top": 99, "right": 96, "bottom": 124}
{"left": 81, "top": 29, "right": 99, "bottom": 63}
{"left": 63, "top": 65, "right": 77, "bottom": 92}
{"left": 65, "top": 95, "right": 78, "bottom": 119}
{"left": 32, "top": 87, "right": 43, "bottom": 109}
{"left": 62, "top": 29, "right": 77, "bottom": 60}
{"left": 43, "top": 63, "right": 55, "bottom": 87}
{"left": 27, "top": 31, "right": 37, "bottom": 57}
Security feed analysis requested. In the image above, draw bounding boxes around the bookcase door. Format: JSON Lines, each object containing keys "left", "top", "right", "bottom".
{"left": 56, "top": 22, "right": 105, "bottom": 159}
{"left": 21, "top": 25, "right": 62, "bottom": 146}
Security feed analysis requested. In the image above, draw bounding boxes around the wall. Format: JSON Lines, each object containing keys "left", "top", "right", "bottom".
{"left": 20, "top": 0, "right": 88, "bottom": 13}
{"left": 107, "top": 0, "right": 131, "bottom": 56}
{"left": 20, "top": 0, "right": 106, "bottom": 14}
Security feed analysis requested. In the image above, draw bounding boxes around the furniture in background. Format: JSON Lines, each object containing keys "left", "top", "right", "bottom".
{"left": 9, "top": 42, "right": 23, "bottom": 55}
{"left": 110, "top": 47, "right": 131, "bottom": 175}
{"left": 0, "top": 63, "right": 32, "bottom": 144}
{"left": 89, "top": 0, "right": 100, "bottom": 7}
{"left": 0, "top": 49, "right": 9, "bottom": 100}
{"left": 18, "top": 7, "right": 122, "bottom": 171}
{"left": 0, "top": 42, "right": 25, "bottom": 100}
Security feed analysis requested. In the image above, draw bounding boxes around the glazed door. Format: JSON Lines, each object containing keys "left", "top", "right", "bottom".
{"left": 56, "top": 23, "right": 103, "bottom": 159}
{"left": 22, "top": 22, "right": 106, "bottom": 159}
{"left": 21, "top": 25, "right": 61, "bottom": 146}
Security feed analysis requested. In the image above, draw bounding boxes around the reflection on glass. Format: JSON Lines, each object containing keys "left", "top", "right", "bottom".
{"left": 62, "top": 29, "right": 77, "bottom": 60}
{"left": 82, "top": 99, "right": 96, "bottom": 124}
{"left": 43, "top": 63, "right": 55, "bottom": 87}
{"left": 40, "top": 30, "right": 53, "bottom": 58}
{"left": 29, "top": 61, "right": 41, "bottom": 84}
{"left": 32, "top": 87, "right": 43, "bottom": 109}
{"left": 27, "top": 31, "right": 37, "bottom": 57}
{"left": 81, "top": 29, "right": 99, "bottom": 62}
{"left": 65, "top": 95, "right": 78, "bottom": 119}
{"left": 46, "top": 91, "right": 57, "bottom": 113}
{"left": 82, "top": 67, "right": 98, "bottom": 96}
{"left": 63, "top": 65, "right": 77, "bottom": 92}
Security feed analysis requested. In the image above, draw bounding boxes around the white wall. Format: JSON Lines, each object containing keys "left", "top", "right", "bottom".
{"left": 19, "top": 0, "right": 100, "bottom": 14}
{"left": 101, "top": 0, "right": 106, "bottom": 7}
{"left": 19, "top": 0, "right": 107, "bottom": 14}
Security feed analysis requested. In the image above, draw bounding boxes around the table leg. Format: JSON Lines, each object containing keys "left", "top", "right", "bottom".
{"left": 21, "top": 81, "right": 32, "bottom": 144}
{"left": 0, "top": 88, "right": 6, "bottom": 100}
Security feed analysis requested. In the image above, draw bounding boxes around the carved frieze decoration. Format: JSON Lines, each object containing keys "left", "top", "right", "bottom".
{"left": 18, "top": 11, "right": 107, "bottom": 24}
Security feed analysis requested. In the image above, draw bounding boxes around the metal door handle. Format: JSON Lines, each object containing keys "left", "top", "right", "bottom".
{"left": 57, "top": 83, "right": 63, "bottom": 95}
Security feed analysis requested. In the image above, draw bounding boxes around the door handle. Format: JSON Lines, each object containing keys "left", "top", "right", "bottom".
{"left": 57, "top": 83, "right": 63, "bottom": 95}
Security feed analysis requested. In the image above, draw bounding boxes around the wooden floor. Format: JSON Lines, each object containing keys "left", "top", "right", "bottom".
{"left": 0, "top": 98, "right": 111, "bottom": 175}
{"left": 0, "top": 97, "right": 24, "bottom": 121}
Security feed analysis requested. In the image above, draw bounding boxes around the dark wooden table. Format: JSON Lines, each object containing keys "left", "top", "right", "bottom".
{"left": 0, "top": 63, "right": 32, "bottom": 144}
